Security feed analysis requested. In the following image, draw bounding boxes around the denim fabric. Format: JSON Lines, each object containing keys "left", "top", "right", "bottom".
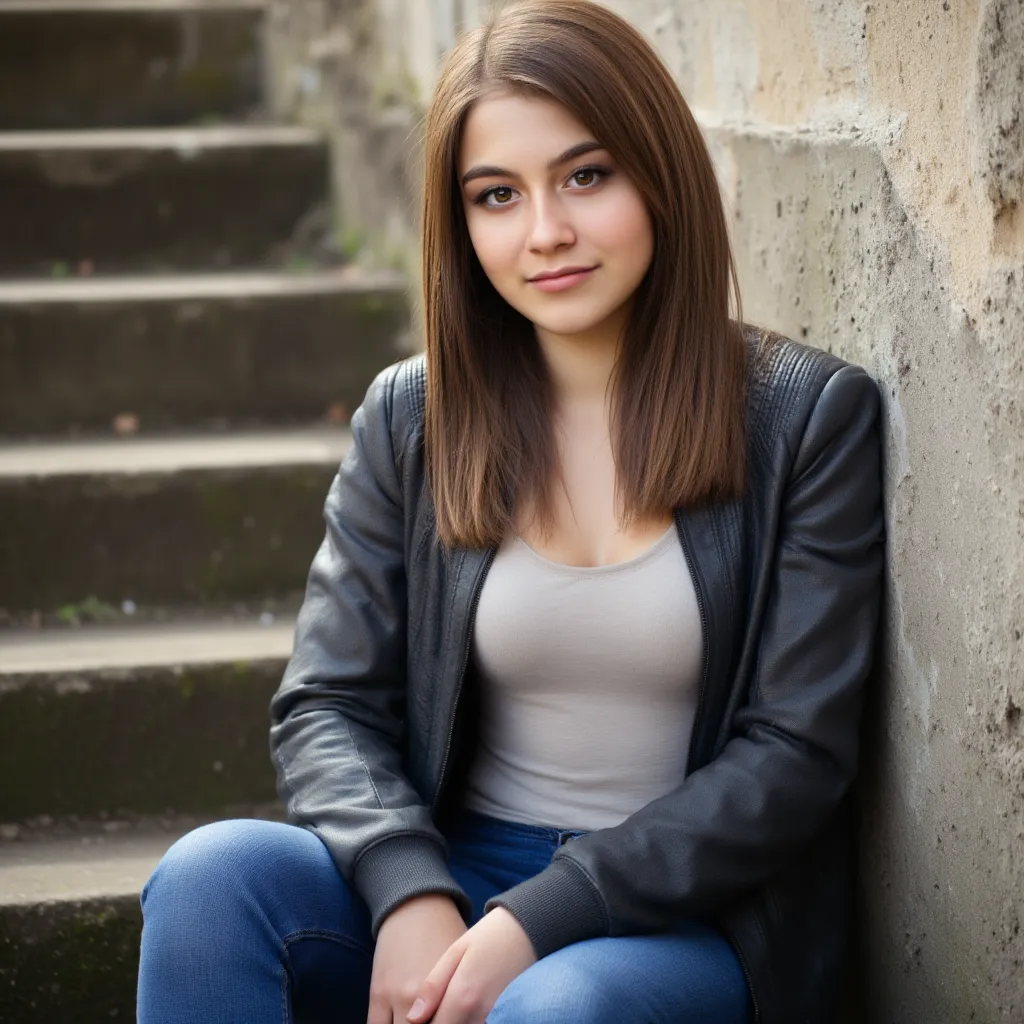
{"left": 138, "top": 813, "right": 750, "bottom": 1023}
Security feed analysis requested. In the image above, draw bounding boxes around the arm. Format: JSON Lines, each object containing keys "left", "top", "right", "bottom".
{"left": 269, "top": 365, "right": 471, "bottom": 937}
{"left": 487, "top": 364, "right": 886, "bottom": 956}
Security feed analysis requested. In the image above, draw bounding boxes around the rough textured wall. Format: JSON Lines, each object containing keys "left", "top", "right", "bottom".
{"left": 266, "top": 2, "right": 1024, "bottom": 1020}
{"left": 263, "top": 0, "right": 428, "bottom": 292}
{"left": 263, "top": 0, "right": 503, "bottom": 314}
{"left": 609, "top": 4, "right": 1024, "bottom": 1021}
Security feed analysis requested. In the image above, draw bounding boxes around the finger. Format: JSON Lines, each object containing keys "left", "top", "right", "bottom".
{"left": 407, "top": 941, "right": 466, "bottom": 1022}
{"left": 366, "top": 991, "right": 392, "bottom": 1024}
{"left": 431, "top": 973, "right": 494, "bottom": 1024}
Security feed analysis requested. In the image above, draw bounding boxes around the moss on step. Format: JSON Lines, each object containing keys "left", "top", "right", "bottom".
{"left": 0, "top": 897, "right": 141, "bottom": 1021}
{"left": 0, "top": 659, "right": 285, "bottom": 821}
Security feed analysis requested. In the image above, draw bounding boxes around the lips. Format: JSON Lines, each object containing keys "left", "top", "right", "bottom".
{"left": 529, "top": 265, "right": 597, "bottom": 281}
{"left": 528, "top": 266, "right": 597, "bottom": 292}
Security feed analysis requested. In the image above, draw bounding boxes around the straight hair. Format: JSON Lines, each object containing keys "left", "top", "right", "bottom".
{"left": 421, "top": 0, "right": 749, "bottom": 550}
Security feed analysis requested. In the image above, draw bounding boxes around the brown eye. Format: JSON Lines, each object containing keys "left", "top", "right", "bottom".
{"left": 475, "top": 184, "right": 516, "bottom": 207}
{"left": 492, "top": 187, "right": 513, "bottom": 204}
{"left": 567, "top": 165, "right": 610, "bottom": 190}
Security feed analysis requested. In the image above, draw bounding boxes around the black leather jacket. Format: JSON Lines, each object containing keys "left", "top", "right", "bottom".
{"left": 269, "top": 330, "right": 885, "bottom": 1024}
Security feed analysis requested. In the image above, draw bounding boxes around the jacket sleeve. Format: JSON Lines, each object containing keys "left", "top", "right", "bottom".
{"left": 269, "top": 364, "right": 471, "bottom": 937}
{"left": 486, "top": 364, "right": 885, "bottom": 957}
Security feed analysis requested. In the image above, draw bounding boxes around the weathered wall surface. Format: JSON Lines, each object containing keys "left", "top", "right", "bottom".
{"left": 267, "top": 2, "right": 1024, "bottom": 1020}
{"left": 618, "top": 5, "right": 1024, "bottom": 1021}
{"left": 264, "top": 0, "right": 424, "bottom": 283}
{"left": 263, "top": 0, "right": 505, "bottom": 303}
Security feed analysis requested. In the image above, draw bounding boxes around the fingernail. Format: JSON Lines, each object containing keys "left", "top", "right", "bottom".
{"left": 408, "top": 998, "right": 426, "bottom": 1020}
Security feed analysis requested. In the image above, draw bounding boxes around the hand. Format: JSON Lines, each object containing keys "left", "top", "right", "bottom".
{"left": 406, "top": 907, "right": 537, "bottom": 1024}
{"left": 368, "top": 894, "right": 468, "bottom": 1024}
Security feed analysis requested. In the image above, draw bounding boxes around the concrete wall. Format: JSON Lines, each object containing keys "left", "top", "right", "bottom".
{"left": 267, "top": 2, "right": 1024, "bottom": 1020}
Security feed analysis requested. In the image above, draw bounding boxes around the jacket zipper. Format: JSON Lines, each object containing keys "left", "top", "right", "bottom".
{"left": 432, "top": 547, "right": 497, "bottom": 807}
{"left": 723, "top": 926, "right": 761, "bottom": 1023}
{"left": 675, "top": 510, "right": 710, "bottom": 778}
{"left": 674, "top": 510, "right": 761, "bottom": 1022}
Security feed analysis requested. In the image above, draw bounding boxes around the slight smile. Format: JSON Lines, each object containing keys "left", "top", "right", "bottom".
{"left": 528, "top": 266, "right": 598, "bottom": 292}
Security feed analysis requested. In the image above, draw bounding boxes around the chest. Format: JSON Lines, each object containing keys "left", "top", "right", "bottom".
{"left": 515, "top": 423, "right": 675, "bottom": 568}
{"left": 473, "top": 526, "right": 703, "bottom": 698}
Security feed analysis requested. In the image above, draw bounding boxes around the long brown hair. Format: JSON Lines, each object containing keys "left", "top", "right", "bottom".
{"left": 421, "top": 0, "right": 748, "bottom": 550}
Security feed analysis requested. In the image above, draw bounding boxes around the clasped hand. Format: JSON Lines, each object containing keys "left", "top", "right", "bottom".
{"left": 368, "top": 894, "right": 536, "bottom": 1024}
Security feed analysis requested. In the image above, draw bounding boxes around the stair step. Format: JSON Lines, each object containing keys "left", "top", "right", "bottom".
{"left": 0, "top": 827, "right": 184, "bottom": 907}
{"left": 0, "top": 829, "right": 177, "bottom": 1020}
{"left": 0, "top": 0, "right": 265, "bottom": 131}
{"left": 0, "top": 126, "right": 330, "bottom": 275}
{"left": 0, "top": 427, "right": 352, "bottom": 618}
{"left": 0, "top": 810, "right": 281, "bottom": 1021}
{"left": 0, "top": 620, "right": 294, "bottom": 820}
{"left": 0, "top": 425, "right": 350, "bottom": 476}
{"left": 0, "top": 268, "right": 408, "bottom": 436}
{"left": 0, "top": 617, "right": 294, "bottom": 674}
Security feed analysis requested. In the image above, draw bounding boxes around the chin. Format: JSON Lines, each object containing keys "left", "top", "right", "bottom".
{"left": 526, "top": 308, "right": 619, "bottom": 338}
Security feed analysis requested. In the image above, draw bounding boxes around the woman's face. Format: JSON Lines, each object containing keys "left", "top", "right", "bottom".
{"left": 458, "top": 89, "right": 654, "bottom": 346}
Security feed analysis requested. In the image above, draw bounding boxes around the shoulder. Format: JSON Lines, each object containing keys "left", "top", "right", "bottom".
{"left": 390, "top": 352, "right": 428, "bottom": 438}
{"left": 366, "top": 336, "right": 880, "bottom": 478}
{"left": 744, "top": 325, "right": 881, "bottom": 464}
{"left": 352, "top": 353, "right": 427, "bottom": 480}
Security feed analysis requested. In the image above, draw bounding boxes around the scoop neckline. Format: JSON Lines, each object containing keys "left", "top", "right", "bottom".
{"left": 511, "top": 522, "right": 678, "bottom": 576}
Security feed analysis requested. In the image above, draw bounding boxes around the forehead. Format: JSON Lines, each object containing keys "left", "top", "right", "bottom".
{"left": 458, "top": 90, "right": 593, "bottom": 171}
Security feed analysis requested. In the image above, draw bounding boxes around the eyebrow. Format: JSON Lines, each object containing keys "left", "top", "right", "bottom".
{"left": 460, "top": 140, "right": 605, "bottom": 187}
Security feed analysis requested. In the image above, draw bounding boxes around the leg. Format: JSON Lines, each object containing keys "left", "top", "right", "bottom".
{"left": 487, "top": 920, "right": 750, "bottom": 1024}
{"left": 137, "top": 818, "right": 374, "bottom": 1024}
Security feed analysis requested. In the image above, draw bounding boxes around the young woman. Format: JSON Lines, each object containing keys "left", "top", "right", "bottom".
{"left": 137, "top": 2, "right": 885, "bottom": 1022}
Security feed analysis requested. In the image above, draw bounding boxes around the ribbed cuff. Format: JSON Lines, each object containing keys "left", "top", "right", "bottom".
{"left": 484, "top": 858, "right": 608, "bottom": 959}
{"left": 353, "top": 833, "right": 472, "bottom": 939}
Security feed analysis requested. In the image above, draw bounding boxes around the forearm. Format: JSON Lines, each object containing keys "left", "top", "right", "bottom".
{"left": 269, "top": 363, "right": 471, "bottom": 936}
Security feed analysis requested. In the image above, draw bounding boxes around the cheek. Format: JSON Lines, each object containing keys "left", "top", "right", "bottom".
{"left": 466, "top": 211, "right": 519, "bottom": 278}
{"left": 594, "top": 192, "right": 653, "bottom": 259}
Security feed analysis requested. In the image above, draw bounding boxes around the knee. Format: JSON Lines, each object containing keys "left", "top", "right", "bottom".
{"left": 488, "top": 954, "right": 613, "bottom": 1024}
{"left": 141, "top": 818, "right": 298, "bottom": 923}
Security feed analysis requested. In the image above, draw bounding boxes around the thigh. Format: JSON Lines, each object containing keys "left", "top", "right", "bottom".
{"left": 139, "top": 818, "right": 374, "bottom": 1024}
{"left": 487, "top": 921, "right": 751, "bottom": 1024}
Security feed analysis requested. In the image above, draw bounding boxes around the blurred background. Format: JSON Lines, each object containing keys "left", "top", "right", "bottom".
{"left": 0, "top": 1, "right": 1021, "bottom": 1021}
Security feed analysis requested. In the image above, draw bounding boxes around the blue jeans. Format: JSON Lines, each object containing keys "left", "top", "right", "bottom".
{"left": 138, "top": 811, "right": 751, "bottom": 1023}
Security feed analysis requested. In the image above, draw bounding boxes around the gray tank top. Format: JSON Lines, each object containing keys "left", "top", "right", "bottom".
{"left": 463, "top": 523, "right": 703, "bottom": 832}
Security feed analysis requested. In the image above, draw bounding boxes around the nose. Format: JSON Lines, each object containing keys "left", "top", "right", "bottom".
{"left": 527, "top": 193, "right": 575, "bottom": 252}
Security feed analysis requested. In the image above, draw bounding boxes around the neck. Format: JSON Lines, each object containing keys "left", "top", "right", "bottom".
{"left": 535, "top": 319, "right": 624, "bottom": 413}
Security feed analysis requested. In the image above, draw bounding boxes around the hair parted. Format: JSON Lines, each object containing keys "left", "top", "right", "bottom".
{"left": 420, "top": 0, "right": 749, "bottom": 550}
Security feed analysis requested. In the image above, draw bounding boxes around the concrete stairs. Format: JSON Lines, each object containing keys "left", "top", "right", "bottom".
{"left": 0, "top": 0, "right": 266, "bottom": 131}
{"left": 0, "top": 3, "right": 408, "bottom": 1018}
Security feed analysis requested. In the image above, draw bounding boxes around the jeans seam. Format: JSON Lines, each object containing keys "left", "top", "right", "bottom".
{"left": 283, "top": 927, "right": 374, "bottom": 959}
{"left": 280, "top": 929, "right": 373, "bottom": 1022}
